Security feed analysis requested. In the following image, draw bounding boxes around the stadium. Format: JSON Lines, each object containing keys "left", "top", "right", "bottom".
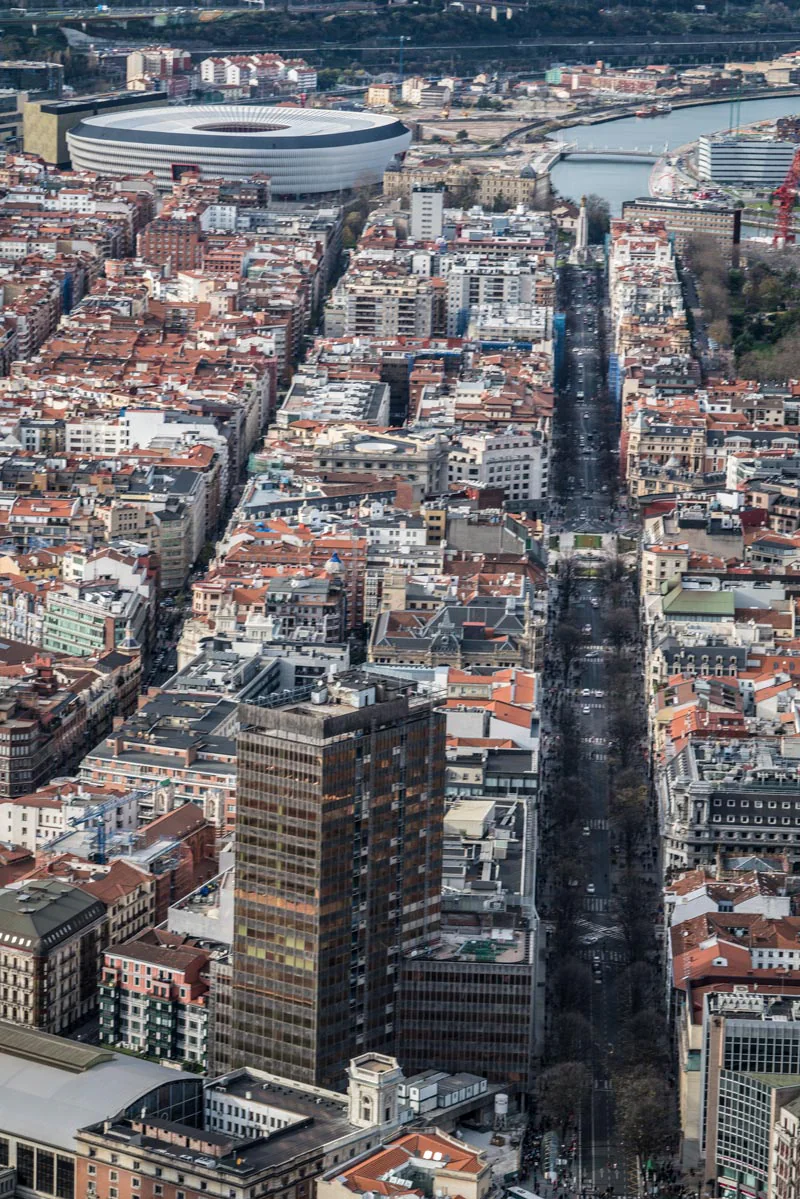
{"left": 66, "top": 104, "right": 412, "bottom": 198}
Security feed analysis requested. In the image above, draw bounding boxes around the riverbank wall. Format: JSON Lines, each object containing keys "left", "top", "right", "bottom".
{"left": 504, "top": 85, "right": 800, "bottom": 146}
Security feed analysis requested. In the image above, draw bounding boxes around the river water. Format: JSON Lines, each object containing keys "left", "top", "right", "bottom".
{"left": 550, "top": 93, "right": 800, "bottom": 215}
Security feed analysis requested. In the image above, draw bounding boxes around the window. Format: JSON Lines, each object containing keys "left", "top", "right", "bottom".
{"left": 36, "top": 1150, "right": 55, "bottom": 1195}
{"left": 17, "top": 1145, "right": 35, "bottom": 1190}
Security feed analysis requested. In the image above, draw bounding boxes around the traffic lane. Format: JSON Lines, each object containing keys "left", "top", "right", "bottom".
{"left": 565, "top": 276, "right": 630, "bottom": 1093}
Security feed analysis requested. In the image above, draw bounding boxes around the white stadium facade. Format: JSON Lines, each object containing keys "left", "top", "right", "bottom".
{"left": 66, "top": 104, "right": 412, "bottom": 198}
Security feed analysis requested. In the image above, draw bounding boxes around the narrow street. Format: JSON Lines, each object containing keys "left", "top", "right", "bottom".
{"left": 538, "top": 262, "right": 651, "bottom": 1196}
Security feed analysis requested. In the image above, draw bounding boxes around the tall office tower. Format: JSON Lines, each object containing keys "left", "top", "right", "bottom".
{"left": 228, "top": 674, "right": 445, "bottom": 1088}
{"left": 410, "top": 183, "right": 445, "bottom": 242}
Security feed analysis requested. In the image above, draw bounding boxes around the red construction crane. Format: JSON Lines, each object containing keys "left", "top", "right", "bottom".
{"left": 772, "top": 145, "right": 800, "bottom": 247}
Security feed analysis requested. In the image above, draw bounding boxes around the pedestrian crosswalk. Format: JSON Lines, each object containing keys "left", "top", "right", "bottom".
{"left": 579, "top": 945, "right": 628, "bottom": 964}
{"left": 583, "top": 896, "right": 609, "bottom": 912}
{"left": 587, "top": 818, "right": 607, "bottom": 829}
{"left": 578, "top": 918, "right": 627, "bottom": 943}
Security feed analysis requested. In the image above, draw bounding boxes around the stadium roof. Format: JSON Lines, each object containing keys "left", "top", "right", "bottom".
{"left": 68, "top": 105, "right": 409, "bottom": 151}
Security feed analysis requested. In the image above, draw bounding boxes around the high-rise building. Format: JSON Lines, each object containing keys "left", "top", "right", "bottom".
{"left": 410, "top": 183, "right": 444, "bottom": 241}
{"left": 227, "top": 674, "right": 445, "bottom": 1088}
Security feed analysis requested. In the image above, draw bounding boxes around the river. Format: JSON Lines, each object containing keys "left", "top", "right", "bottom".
{"left": 550, "top": 93, "right": 800, "bottom": 216}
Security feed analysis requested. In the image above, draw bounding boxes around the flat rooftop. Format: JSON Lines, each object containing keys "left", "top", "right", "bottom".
{"left": 411, "top": 927, "right": 529, "bottom": 965}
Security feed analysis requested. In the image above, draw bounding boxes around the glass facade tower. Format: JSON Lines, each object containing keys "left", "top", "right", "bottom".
{"left": 227, "top": 679, "right": 445, "bottom": 1088}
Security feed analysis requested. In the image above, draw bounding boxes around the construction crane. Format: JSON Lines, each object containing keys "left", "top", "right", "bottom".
{"left": 397, "top": 35, "right": 410, "bottom": 83}
{"left": 772, "top": 145, "right": 800, "bottom": 248}
{"left": 728, "top": 84, "right": 742, "bottom": 135}
{"left": 56, "top": 786, "right": 154, "bottom": 864}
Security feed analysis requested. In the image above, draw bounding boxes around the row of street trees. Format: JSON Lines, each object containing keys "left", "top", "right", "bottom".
{"left": 535, "top": 554, "right": 596, "bottom": 1141}
{"left": 599, "top": 557, "right": 678, "bottom": 1173}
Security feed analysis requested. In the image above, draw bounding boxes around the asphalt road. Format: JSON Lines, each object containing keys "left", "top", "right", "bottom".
{"left": 549, "top": 266, "right": 618, "bottom": 533}
{"left": 550, "top": 263, "right": 629, "bottom": 1195}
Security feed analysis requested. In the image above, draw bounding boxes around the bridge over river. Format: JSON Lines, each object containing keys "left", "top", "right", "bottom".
{"left": 542, "top": 141, "right": 666, "bottom": 170}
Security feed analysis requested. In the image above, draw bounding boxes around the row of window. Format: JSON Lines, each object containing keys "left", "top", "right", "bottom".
{"left": 712, "top": 816, "right": 800, "bottom": 827}
{"left": 0, "top": 1140, "right": 74, "bottom": 1199}
{"left": 713, "top": 798, "right": 800, "bottom": 809}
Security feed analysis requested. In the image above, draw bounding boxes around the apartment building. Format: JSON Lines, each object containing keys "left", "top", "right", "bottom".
{"left": 0, "top": 660, "right": 133, "bottom": 799}
{"left": 100, "top": 928, "right": 215, "bottom": 1067}
{"left": 448, "top": 429, "right": 548, "bottom": 503}
{"left": 621, "top": 197, "right": 742, "bottom": 263}
{"left": 126, "top": 46, "right": 192, "bottom": 83}
{"left": 80, "top": 693, "right": 237, "bottom": 830}
{"left": 0, "top": 780, "right": 139, "bottom": 854}
{"left": 658, "top": 738, "right": 800, "bottom": 872}
{"left": 333, "top": 275, "right": 436, "bottom": 339}
{"left": 43, "top": 580, "right": 149, "bottom": 657}
{"left": 264, "top": 574, "right": 346, "bottom": 644}
{"left": 137, "top": 217, "right": 204, "bottom": 271}
{"left": 441, "top": 257, "right": 536, "bottom": 336}
{"left": 0, "top": 879, "right": 106, "bottom": 1032}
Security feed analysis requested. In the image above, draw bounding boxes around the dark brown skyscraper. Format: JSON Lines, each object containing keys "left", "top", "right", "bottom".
{"left": 228, "top": 674, "right": 445, "bottom": 1088}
